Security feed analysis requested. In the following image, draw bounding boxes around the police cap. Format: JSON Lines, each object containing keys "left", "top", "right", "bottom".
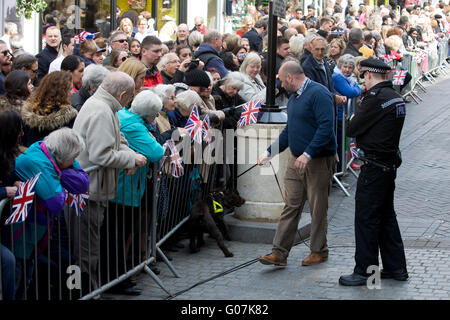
{"left": 360, "top": 58, "right": 391, "bottom": 76}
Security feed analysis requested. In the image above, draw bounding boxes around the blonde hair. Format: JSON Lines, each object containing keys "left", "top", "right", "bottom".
{"left": 119, "top": 57, "right": 147, "bottom": 80}
{"left": 239, "top": 51, "right": 262, "bottom": 73}
{"left": 384, "top": 35, "right": 402, "bottom": 52}
{"left": 80, "top": 39, "right": 97, "bottom": 55}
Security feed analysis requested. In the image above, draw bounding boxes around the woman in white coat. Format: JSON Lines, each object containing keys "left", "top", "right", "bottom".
{"left": 238, "top": 52, "right": 266, "bottom": 103}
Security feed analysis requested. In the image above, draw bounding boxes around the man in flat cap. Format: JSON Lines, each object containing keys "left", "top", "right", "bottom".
{"left": 339, "top": 58, "right": 408, "bottom": 286}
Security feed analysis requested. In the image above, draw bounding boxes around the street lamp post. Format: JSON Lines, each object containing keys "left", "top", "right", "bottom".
{"left": 258, "top": 0, "right": 288, "bottom": 124}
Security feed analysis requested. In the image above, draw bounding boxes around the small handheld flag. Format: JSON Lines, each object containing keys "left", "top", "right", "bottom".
{"left": 5, "top": 173, "right": 41, "bottom": 225}
{"left": 349, "top": 142, "right": 359, "bottom": 160}
{"left": 166, "top": 139, "right": 184, "bottom": 178}
{"left": 392, "top": 70, "right": 407, "bottom": 86}
{"left": 238, "top": 99, "right": 262, "bottom": 128}
{"left": 67, "top": 192, "right": 89, "bottom": 216}
{"left": 415, "top": 50, "right": 427, "bottom": 64}
{"left": 202, "top": 115, "right": 212, "bottom": 144}
{"left": 184, "top": 105, "right": 203, "bottom": 144}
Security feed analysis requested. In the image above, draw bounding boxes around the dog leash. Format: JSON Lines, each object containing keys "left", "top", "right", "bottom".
{"left": 236, "top": 163, "right": 258, "bottom": 178}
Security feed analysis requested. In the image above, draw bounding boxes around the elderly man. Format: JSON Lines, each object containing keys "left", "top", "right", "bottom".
{"left": 302, "top": 36, "right": 347, "bottom": 106}
{"left": 36, "top": 26, "right": 61, "bottom": 82}
{"left": 0, "top": 40, "right": 13, "bottom": 94}
{"left": 71, "top": 64, "right": 111, "bottom": 111}
{"left": 194, "top": 29, "right": 229, "bottom": 78}
{"left": 191, "top": 16, "right": 206, "bottom": 34}
{"left": 103, "top": 31, "right": 129, "bottom": 66}
{"left": 176, "top": 23, "right": 191, "bottom": 48}
{"left": 0, "top": 22, "right": 18, "bottom": 50}
{"left": 141, "top": 35, "right": 164, "bottom": 87}
{"left": 258, "top": 60, "right": 336, "bottom": 267}
{"left": 159, "top": 52, "right": 190, "bottom": 84}
{"left": 72, "top": 71, "right": 147, "bottom": 296}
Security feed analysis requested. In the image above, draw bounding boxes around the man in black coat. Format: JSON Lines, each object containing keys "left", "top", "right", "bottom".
{"left": 343, "top": 28, "right": 363, "bottom": 57}
{"left": 36, "top": 26, "right": 61, "bottom": 83}
{"left": 242, "top": 20, "right": 267, "bottom": 53}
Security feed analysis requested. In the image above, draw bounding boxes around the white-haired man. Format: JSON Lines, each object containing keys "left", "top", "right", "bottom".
{"left": 72, "top": 71, "right": 147, "bottom": 296}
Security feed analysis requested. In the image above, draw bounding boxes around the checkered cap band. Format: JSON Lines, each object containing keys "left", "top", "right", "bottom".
{"left": 361, "top": 66, "right": 390, "bottom": 73}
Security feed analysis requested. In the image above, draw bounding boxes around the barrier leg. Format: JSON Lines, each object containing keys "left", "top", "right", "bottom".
{"left": 143, "top": 264, "right": 173, "bottom": 297}
{"left": 332, "top": 173, "right": 350, "bottom": 197}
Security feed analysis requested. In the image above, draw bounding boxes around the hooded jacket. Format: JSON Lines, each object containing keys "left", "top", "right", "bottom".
{"left": 21, "top": 102, "right": 78, "bottom": 147}
{"left": 194, "top": 43, "right": 229, "bottom": 78}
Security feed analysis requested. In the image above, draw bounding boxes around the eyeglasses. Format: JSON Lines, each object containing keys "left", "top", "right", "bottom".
{"left": 1, "top": 50, "right": 11, "bottom": 56}
{"left": 195, "top": 24, "right": 203, "bottom": 27}
{"left": 113, "top": 39, "right": 128, "bottom": 43}
{"left": 121, "top": 56, "right": 128, "bottom": 62}
{"left": 199, "top": 86, "right": 211, "bottom": 92}
{"left": 30, "top": 68, "right": 38, "bottom": 74}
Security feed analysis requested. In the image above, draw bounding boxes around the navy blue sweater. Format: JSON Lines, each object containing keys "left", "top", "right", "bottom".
{"left": 268, "top": 81, "right": 337, "bottom": 158}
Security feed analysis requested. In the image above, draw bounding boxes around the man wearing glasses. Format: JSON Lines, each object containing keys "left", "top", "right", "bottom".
{"left": 0, "top": 40, "right": 12, "bottom": 95}
{"left": 190, "top": 16, "right": 206, "bottom": 35}
{"left": 103, "top": 31, "right": 129, "bottom": 67}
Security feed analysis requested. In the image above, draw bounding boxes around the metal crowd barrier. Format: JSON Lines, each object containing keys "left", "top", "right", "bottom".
{"left": 400, "top": 38, "right": 449, "bottom": 104}
{"left": 0, "top": 131, "right": 226, "bottom": 300}
{"left": 333, "top": 97, "right": 360, "bottom": 197}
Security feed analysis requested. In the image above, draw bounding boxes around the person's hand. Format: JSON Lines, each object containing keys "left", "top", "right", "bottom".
{"left": 134, "top": 154, "right": 147, "bottom": 167}
{"left": 177, "top": 127, "right": 189, "bottom": 136}
{"left": 14, "top": 181, "right": 23, "bottom": 189}
{"left": 198, "top": 61, "right": 205, "bottom": 70}
{"left": 6, "top": 186, "right": 18, "bottom": 198}
{"left": 335, "top": 95, "right": 347, "bottom": 106}
{"left": 294, "top": 154, "right": 310, "bottom": 171}
{"left": 179, "top": 59, "right": 191, "bottom": 72}
{"left": 126, "top": 167, "right": 137, "bottom": 176}
{"left": 257, "top": 151, "right": 270, "bottom": 166}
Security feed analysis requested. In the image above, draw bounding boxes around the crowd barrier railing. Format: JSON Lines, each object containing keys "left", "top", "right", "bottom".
{"left": 0, "top": 130, "right": 228, "bottom": 300}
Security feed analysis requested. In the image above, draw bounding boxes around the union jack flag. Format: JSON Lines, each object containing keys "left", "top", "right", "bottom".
{"left": 184, "top": 105, "right": 203, "bottom": 144}
{"left": 66, "top": 191, "right": 89, "bottom": 216}
{"left": 382, "top": 54, "right": 393, "bottom": 64}
{"left": 238, "top": 99, "right": 262, "bottom": 128}
{"left": 349, "top": 142, "right": 359, "bottom": 160}
{"left": 415, "top": 50, "right": 427, "bottom": 63}
{"left": 166, "top": 139, "right": 184, "bottom": 178}
{"left": 202, "top": 115, "right": 212, "bottom": 144}
{"left": 5, "top": 173, "right": 41, "bottom": 225}
{"left": 392, "top": 70, "right": 407, "bottom": 86}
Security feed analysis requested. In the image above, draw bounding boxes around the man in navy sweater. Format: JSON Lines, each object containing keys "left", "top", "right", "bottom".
{"left": 258, "top": 60, "right": 337, "bottom": 267}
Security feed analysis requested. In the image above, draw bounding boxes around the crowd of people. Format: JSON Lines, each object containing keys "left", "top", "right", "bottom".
{"left": 1, "top": 0, "right": 450, "bottom": 300}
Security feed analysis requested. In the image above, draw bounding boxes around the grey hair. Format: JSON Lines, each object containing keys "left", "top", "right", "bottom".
{"left": 289, "top": 35, "right": 305, "bottom": 57}
{"left": 82, "top": 64, "right": 111, "bottom": 90}
{"left": 176, "top": 89, "right": 202, "bottom": 112}
{"left": 158, "top": 52, "right": 177, "bottom": 70}
{"left": 9, "top": 34, "right": 23, "bottom": 50}
{"left": 151, "top": 84, "right": 176, "bottom": 104}
{"left": 223, "top": 72, "right": 245, "bottom": 90}
{"left": 101, "top": 71, "right": 135, "bottom": 98}
{"left": 348, "top": 27, "right": 363, "bottom": 45}
{"left": 239, "top": 51, "right": 262, "bottom": 73}
{"left": 5, "top": 22, "right": 17, "bottom": 34}
{"left": 337, "top": 54, "right": 356, "bottom": 69}
{"left": 189, "top": 31, "right": 204, "bottom": 47}
{"left": 204, "top": 30, "right": 222, "bottom": 44}
{"left": 45, "top": 128, "right": 85, "bottom": 165}
{"left": 130, "top": 90, "right": 162, "bottom": 118}
{"left": 310, "top": 36, "right": 327, "bottom": 48}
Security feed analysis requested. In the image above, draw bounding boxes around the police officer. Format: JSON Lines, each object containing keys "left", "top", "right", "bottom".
{"left": 339, "top": 59, "right": 408, "bottom": 286}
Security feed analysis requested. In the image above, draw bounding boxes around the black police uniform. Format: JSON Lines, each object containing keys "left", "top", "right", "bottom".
{"left": 345, "top": 60, "right": 408, "bottom": 280}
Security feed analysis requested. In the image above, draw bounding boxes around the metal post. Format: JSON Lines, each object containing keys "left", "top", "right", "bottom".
{"left": 110, "top": 0, "right": 117, "bottom": 33}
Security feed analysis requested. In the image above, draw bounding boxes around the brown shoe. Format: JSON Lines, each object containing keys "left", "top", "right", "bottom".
{"left": 301, "top": 253, "right": 328, "bottom": 266}
{"left": 258, "top": 253, "right": 287, "bottom": 266}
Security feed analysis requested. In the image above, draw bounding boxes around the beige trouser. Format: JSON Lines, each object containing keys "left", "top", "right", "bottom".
{"left": 272, "top": 153, "right": 336, "bottom": 260}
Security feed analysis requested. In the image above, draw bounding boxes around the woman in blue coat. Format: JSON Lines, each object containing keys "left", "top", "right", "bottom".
{"left": 10, "top": 128, "right": 89, "bottom": 299}
{"left": 332, "top": 54, "right": 362, "bottom": 173}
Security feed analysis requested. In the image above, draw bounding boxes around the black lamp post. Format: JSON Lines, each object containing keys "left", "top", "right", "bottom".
{"left": 258, "top": 0, "right": 288, "bottom": 124}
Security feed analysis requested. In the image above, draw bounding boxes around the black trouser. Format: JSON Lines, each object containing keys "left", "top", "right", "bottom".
{"left": 353, "top": 161, "right": 407, "bottom": 276}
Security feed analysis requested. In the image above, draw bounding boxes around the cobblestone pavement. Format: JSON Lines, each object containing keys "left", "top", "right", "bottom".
{"left": 109, "top": 75, "right": 450, "bottom": 301}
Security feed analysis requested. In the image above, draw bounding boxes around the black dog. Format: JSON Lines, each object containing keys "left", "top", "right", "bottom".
{"left": 188, "top": 189, "right": 245, "bottom": 257}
